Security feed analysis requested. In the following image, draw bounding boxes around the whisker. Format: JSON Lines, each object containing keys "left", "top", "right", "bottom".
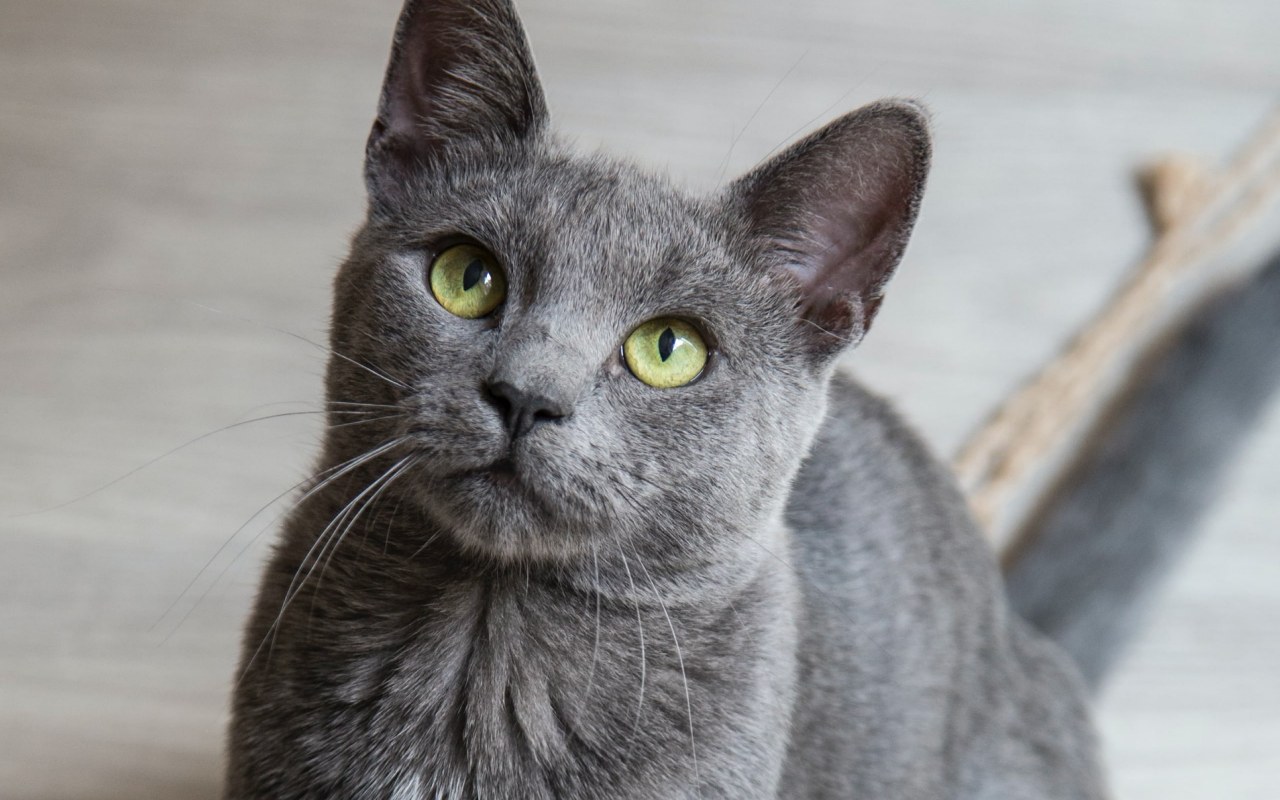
{"left": 757, "top": 71, "right": 879, "bottom": 167}
{"left": 583, "top": 539, "right": 603, "bottom": 701}
{"left": 327, "top": 400, "right": 406, "bottom": 411}
{"left": 18, "top": 410, "right": 336, "bottom": 519}
{"left": 406, "top": 529, "right": 442, "bottom": 561}
{"left": 328, "top": 413, "right": 405, "bottom": 430}
{"left": 586, "top": 454, "right": 901, "bottom": 664}
{"left": 252, "top": 447, "right": 414, "bottom": 674}
{"left": 186, "top": 299, "right": 413, "bottom": 391}
{"left": 383, "top": 494, "right": 408, "bottom": 555}
{"left": 798, "top": 315, "right": 856, "bottom": 345}
{"left": 320, "top": 345, "right": 412, "bottom": 392}
{"left": 234, "top": 440, "right": 410, "bottom": 682}
{"left": 310, "top": 456, "right": 417, "bottom": 610}
{"left": 634, "top": 547, "right": 701, "bottom": 794}
{"left": 716, "top": 50, "right": 809, "bottom": 185}
{"left": 616, "top": 542, "right": 648, "bottom": 762}
{"left": 153, "top": 437, "right": 406, "bottom": 637}
{"left": 274, "top": 461, "right": 401, "bottom": 628}
{"left": 579, "top": 451, "right": 802, "bottom": 589}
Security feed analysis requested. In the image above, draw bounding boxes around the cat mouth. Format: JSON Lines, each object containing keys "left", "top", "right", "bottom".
{"left": 484, "top": 457, "right": 519, "bottom": 483}
{"left": 458, "top": 456, "right": 522, "bottom": 488}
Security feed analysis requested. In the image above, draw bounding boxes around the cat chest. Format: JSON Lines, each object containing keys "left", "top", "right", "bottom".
{"left": 311, "top": 582, "right": 775, "bottom": 799}
{"left": 308, "top": 588, "right": 645, "bottom": 796}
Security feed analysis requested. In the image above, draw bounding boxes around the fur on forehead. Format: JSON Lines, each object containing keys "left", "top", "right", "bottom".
{"left": 372, "top": 144, "right": 719, "bottom": 256}
{"left": 362, "top": 144, "right": 802, "bottom": 350}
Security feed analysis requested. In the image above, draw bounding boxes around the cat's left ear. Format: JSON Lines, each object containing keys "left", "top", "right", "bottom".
{"left": 365, "top": 0, "right": 549, "bottom": 209}
{"left": 726, "top": 100, "right": 931, "bottom": 357}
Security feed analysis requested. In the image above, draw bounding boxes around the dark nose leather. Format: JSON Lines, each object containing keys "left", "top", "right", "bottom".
{"left": 485, "top": 379, "right": 571, "bottom": 439}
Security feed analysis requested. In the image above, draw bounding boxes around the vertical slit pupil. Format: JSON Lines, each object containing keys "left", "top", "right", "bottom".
{"left": 658, "top": 327, "right": 676, "bottom": 361}
{"left": 462, "top": 259, "right": 486, "bottom": 292}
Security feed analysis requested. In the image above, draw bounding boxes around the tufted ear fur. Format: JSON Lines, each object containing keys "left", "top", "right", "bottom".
{"left": 728, "top": 100, "right": 931, "bottom": 357}
{"left": 365, "top": 0, "right": 549, "bottom": 209}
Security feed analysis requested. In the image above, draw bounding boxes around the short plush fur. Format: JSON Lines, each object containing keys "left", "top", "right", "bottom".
{"left": 225, "top": 1, "right": 1107, "bottom": 797}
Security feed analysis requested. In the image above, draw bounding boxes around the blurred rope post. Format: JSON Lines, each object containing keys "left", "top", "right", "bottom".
{"left": 953, "top": 107, "right": 1280, "bottom": 550}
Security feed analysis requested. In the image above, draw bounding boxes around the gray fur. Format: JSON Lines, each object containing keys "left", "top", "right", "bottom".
{"left": 225, "top": 1, "right": 1107, "bottom": 797}
{"left": 1006, "top": 250, "right": 1280, "bottom": 690}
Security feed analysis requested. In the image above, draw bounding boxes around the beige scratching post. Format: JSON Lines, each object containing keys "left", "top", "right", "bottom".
{"left": 952, "top": 109, "right": 1280, "bottom": 557}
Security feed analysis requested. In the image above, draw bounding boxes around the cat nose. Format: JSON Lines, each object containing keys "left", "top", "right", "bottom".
{"left": 484, "top": 379, "right": 571, "bottom": 440}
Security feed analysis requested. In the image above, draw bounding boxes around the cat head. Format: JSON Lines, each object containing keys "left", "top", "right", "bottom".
{"left": 328, "top": 0, "right": 930, "bottom": 569}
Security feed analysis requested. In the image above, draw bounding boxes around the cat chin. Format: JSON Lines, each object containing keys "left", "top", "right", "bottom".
{"left": 409, "top": 463, "right": 604, "bottom": 565}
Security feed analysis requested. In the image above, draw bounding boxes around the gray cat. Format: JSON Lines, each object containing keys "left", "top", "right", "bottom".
{"left": 225, "top": 1, "right": 1110, "bottom": 797}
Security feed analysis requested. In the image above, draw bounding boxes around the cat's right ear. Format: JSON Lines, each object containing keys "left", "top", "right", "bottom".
{"left": 365, "top": 0, "right": 549, "bottom": 209}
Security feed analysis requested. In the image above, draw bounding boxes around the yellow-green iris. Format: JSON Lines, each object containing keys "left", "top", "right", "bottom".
{"left": 623, "top": 318, "right": 707, "bottom": 388}
{"left": 429, "top": 244, "right": 507, "bottom": 318}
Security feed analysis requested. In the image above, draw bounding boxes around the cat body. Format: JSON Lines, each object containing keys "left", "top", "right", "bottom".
{"left": 226, "top": 1, "right": 1106, "bottom": 797}
{"left": 783, "top": 379, "right": 1100, "bottom": 798}
{"left": 228, "top": 376, "right": 1103, "bottom": 799}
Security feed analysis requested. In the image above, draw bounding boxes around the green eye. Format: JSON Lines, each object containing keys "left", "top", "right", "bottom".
{"left": 429, "top": 244, "right": 507, "bottom": 318}
{"left": 623, "top": 318, "right": 708, "bottom": 388}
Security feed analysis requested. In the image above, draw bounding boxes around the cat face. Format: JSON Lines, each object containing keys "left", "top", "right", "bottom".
{"left": 333, "top": 149, "right": 825, "bottom": 565}
{"left": 325, "top": 0, "right": 929, "bottom": 567}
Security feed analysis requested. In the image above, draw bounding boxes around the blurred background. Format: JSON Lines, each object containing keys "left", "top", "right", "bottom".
{"left": 2, "top": 0, "right": 1277, "bottom": 797}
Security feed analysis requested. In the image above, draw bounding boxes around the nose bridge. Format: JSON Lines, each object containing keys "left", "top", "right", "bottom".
{"left": 488, "top": 318, "right": 588, "bottom": 408}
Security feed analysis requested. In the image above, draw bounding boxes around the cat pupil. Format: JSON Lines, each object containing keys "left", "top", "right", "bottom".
{"left": 462, "top": 259, "right": 485, "bottom": 291}
{"left": 658, "top": 327, "right": 676, "bottom": 361}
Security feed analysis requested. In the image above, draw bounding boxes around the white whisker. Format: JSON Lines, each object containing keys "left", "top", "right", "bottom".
{"left": 152, "top": 436, "right": 406, "bottom": 636}
{"left": 635, "top": 549, "right": 701, "bottom": 794}
{"left": 617, "top": 543, "right": 648, "bottom": 761}
{"left": 311, "top": 456, "right": 417, "bottom": 604}
{"left": 187, "top": 299, "right": 414, "bottom": 392}
{"left": 583, "top": 539, "right": 603, "bottom": 702}
{"left": 236, "top": 440, "right": 409, "bottom": 683}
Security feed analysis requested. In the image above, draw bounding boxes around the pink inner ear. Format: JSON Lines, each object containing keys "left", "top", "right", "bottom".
{"left": 785, "top": 181, "right": 908, "bottom": 334}
{"left": 734, "top": 101, "right": 931, "bottom": 353}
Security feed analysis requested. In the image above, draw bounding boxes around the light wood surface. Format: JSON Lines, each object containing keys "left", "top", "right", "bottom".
{"left": 2, "top": 1, "right": 1277, "bottom": 797}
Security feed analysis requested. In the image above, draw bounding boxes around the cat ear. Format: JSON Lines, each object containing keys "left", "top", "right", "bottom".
{"left": 365, "top": 0, "right": 549, "bottom": 207}
{"left": 727, "top": 100, "right": 931, "bottom": 356}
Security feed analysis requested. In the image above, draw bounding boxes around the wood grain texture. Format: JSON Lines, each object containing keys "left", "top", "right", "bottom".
{"left": 1, "top": 0, "right": 1276, "bottom": 797}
